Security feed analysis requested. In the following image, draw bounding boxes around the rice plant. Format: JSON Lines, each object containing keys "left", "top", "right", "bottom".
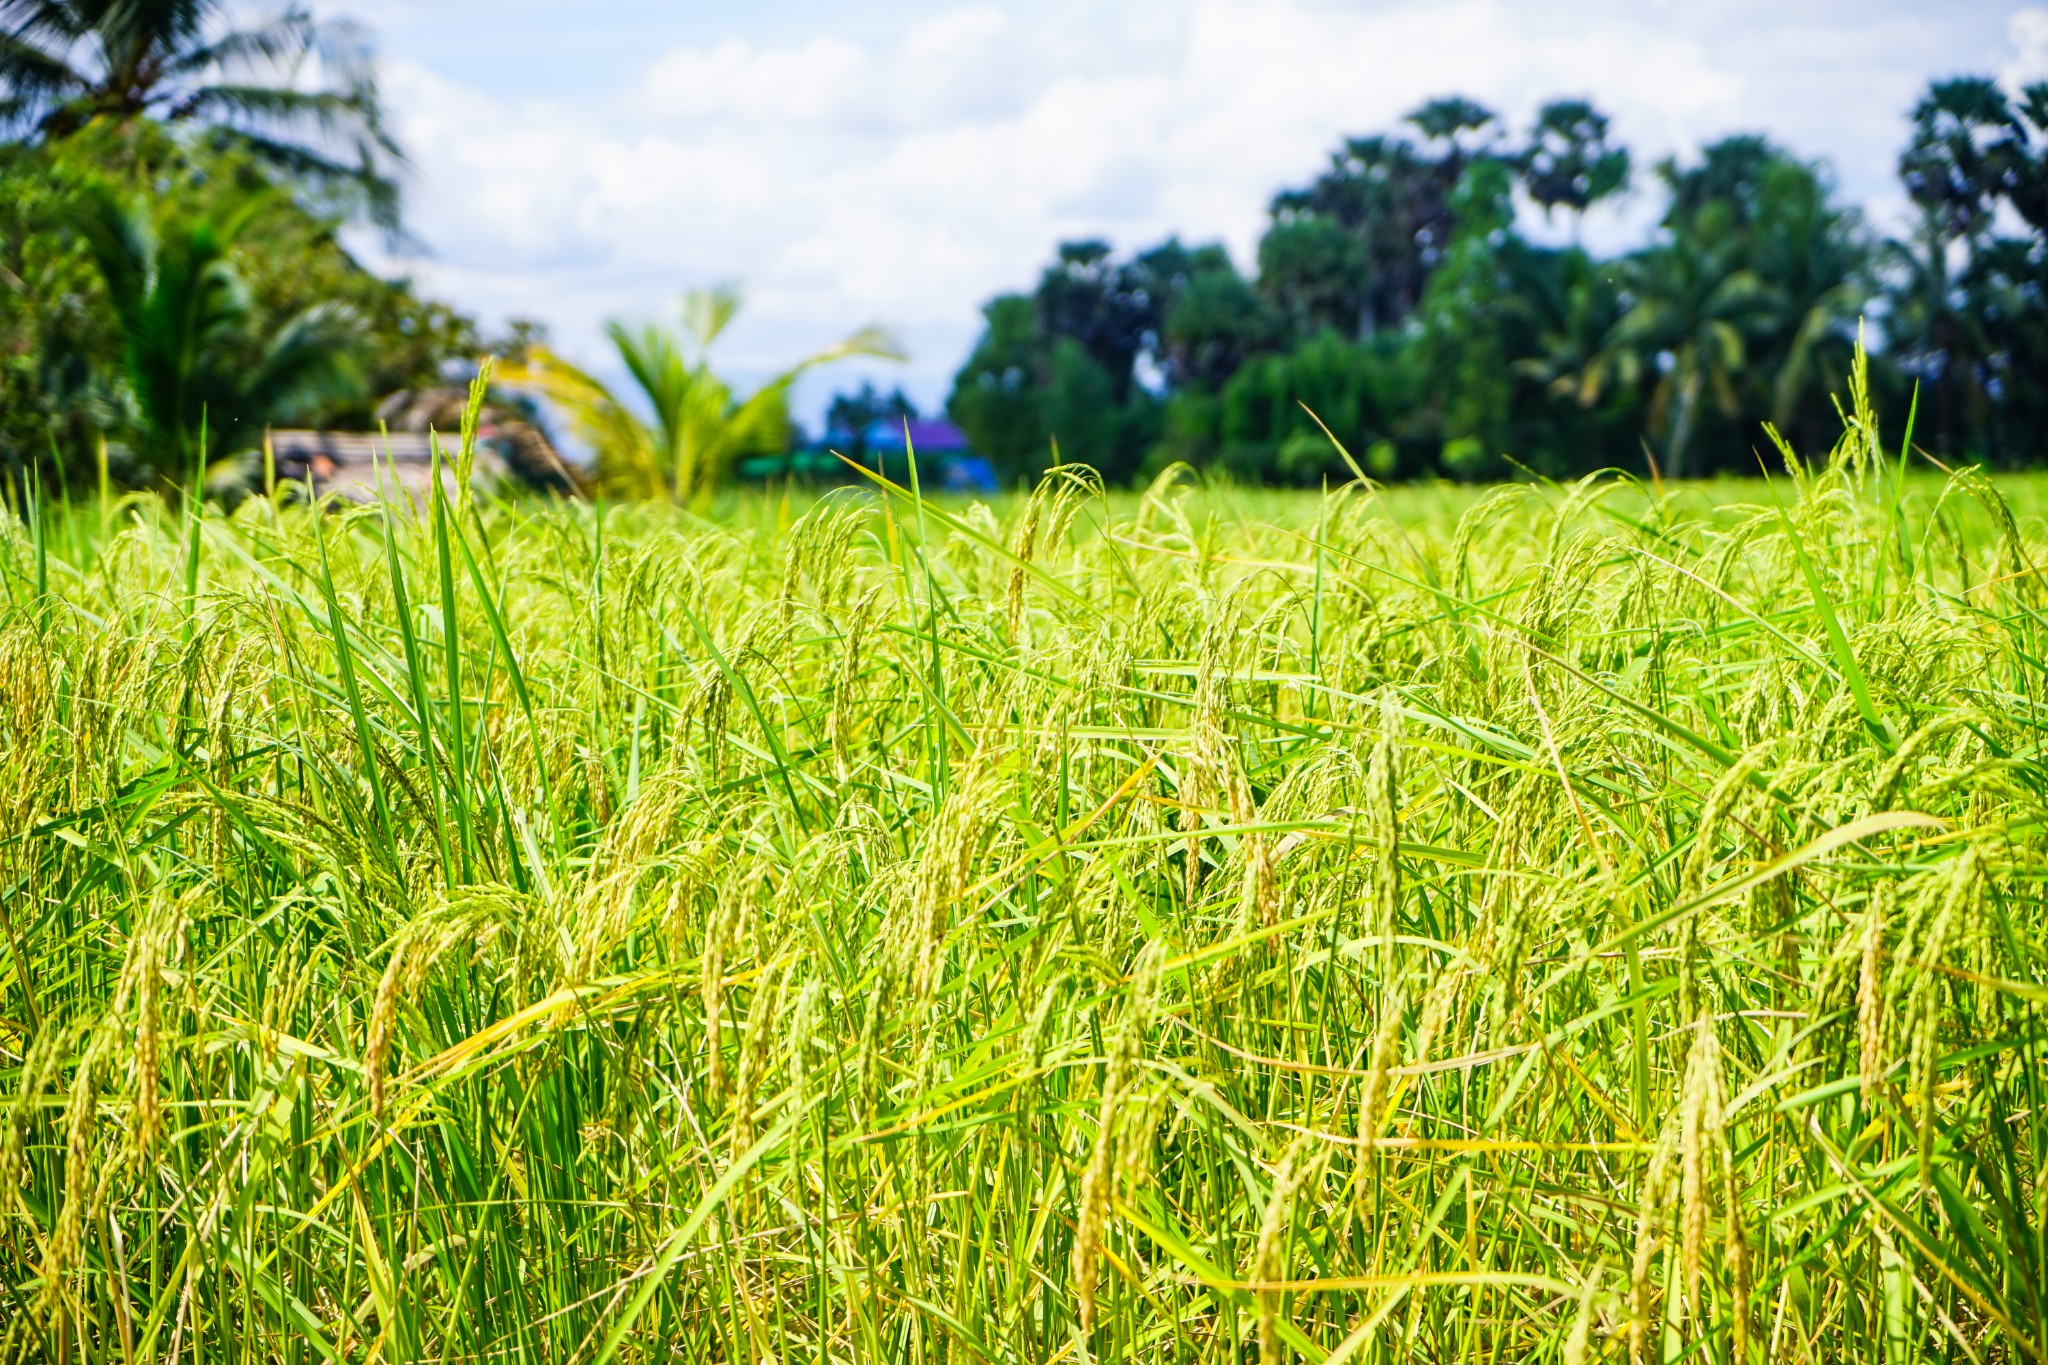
{"left": 2, "top": 368, "right": 2047, "bottom": 1362}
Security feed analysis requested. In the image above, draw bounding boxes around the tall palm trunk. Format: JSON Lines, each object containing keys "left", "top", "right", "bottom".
{"left": 1666, "top": 365, "right": 1703, "bottom": 480}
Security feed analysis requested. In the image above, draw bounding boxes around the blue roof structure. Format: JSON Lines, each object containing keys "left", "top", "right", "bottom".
{"left": 825, "top": 417, "right": 972, "bottom": 453}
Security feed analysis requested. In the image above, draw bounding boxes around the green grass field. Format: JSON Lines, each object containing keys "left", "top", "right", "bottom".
{"left": 3, "top": 404, "right": 2048, "bottom": 1362}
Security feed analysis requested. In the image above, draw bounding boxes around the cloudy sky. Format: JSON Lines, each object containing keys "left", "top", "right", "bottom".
{"left": 346, "top": 0, "right": 2048, "bottom": 427}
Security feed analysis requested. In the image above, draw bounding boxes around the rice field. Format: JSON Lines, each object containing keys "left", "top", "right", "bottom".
{"left": 3, "top": 390, "right": 2047, "bottom": 1362}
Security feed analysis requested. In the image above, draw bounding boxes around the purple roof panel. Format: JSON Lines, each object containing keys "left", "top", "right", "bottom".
{"left": 840, "top": 417, "right": 970, "bottom": 451}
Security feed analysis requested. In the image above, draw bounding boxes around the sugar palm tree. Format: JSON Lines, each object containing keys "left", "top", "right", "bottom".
{"left": 1505, "top": 245, "right": 1634, "bottom": 466}
{"left": 69, "top": 185, "right": 364, "bottom": 486}
{"left": 503, "top": 286, "right": 905, "bottom": 503}
{"left": 0, "top": 0, "right": 401, "bottom": 225}
{"left": 1511, "top": 253, "right": 1636, "bottom": 408}
{"left": 1748, "top": 162, "right": 1867, "bottom": 446}
{"left": 1609, "top": 208, "right": 1774, "bottom": 477}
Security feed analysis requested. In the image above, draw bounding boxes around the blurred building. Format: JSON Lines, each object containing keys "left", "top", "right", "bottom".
{"left": 264, "top": 389, "right": 580, "bottom": 501}
{"left": 743, "top": 416, "right": 998, "bottom": 492}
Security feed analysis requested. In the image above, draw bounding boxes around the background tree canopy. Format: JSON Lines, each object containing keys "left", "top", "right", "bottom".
{"left": 948, "top": 81, "right": 2048, "bottom": 487}
{"left": 0, "top": 119, "right": 481, "bottom": 490}
{"left": 7, "top": 15, "right": 2048, "bottom": 498}
{"left": 0, "top": 0, "right": 403, "bottom": 225}
{"left": 0, "top": 2, "right": 486, "bottom": 492}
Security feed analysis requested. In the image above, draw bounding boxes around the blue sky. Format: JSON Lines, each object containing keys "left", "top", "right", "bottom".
{"left": 344, "top": 0, "right": 2048, "bottom": 427}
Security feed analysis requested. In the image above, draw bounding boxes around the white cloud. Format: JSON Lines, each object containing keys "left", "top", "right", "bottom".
{"left": 635, "top": 37, "right": 870, "bottom": 127}
{"left": 359, "top": 0, "right": 2023, "bottom": 425}
{"left": 2005, "top": 5, "right": 2048, "bottom": 85}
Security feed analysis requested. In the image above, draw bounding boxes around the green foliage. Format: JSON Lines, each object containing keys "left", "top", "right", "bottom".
{"left": 1520, "top": 98, "right": 1631, "bottom": 221}
{"left": 0, "top": 118, "right": 481, "bottom": 489}
{"left": 1256, "top": 215, "right": 1368, "bottom": 338}
{"left": 505, "top": 285, "right": 903, "bottom": 502}
{"left": 1152, "top": 242, "right": 1285, "bottom": 391}
{"left": 947, "top": 294, "right": 1045, "bottom": 481}
{"left": 68, "top": 184, "right": 365, "bottom": 483}
{"left": 1414, "top": 161, "right": 1518, "bottom": 477}
{"left": 232, "top": 211, "right": 483, "bottom": 430}
{"left": 0, "top": 0, "right": 403, "bottom": 227}
{"left": 1885, "top": 77, "right": 2048, "bottom": 462}
{"left": 946, "top": 291, "right": 1162, "bottom": 487}
{"left": 1188, "top": 329, "right": 1413, "bottom": 484}
{"left": 0, "top": 126, "right": 125, "bottom": 469}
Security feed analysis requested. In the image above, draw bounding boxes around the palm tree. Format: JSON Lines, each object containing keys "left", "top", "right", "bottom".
{"left": 1881, "top": 214, "right": 1991, "bottom": 459}
{"left": 69, "top": 185, "right": 364, "bottom": 486}
{"left": 1886, "top": 78, "right": 2033, "bottom": 457}
{"left": 503, "top": 286, "right": 904, "bottom": 503}
{"left": 0, "top": 1, "right": 401, "bottom": 225}
{"left": 1747, "top": 163, "right": 1868, "bottom": 449}
{"left": 1519, "top": 99, "right": 1631, "bottom": 237}
{"left": 1505, "top": 244, "right": 1634, "bottom": 463}
{"left": 1608, "top": 207, "right": 1774, "bottom": 477}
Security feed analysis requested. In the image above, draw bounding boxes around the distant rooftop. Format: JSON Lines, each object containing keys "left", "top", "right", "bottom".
{"left": 819, "top": 417, "right": 970, "bottom": 453}
{"left": 264, "top": 430, "right": 507, "bottom": 502}
{"left": 254, "top": 389, "right": 580, "bottom": 502}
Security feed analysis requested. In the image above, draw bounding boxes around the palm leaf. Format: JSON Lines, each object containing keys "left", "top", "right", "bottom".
{"left": 498, "top": 349, "right": 664, "bottom": 498}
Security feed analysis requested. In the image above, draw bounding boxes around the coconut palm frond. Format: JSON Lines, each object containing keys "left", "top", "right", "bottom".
{"left": 503, "top": 296, "right": 904, "bottom": 503}
{"left": 498, "top": 348, "right": 664, "bottom": 498}
{"left": 64, "top": 186, "right": 365, "bottom": 485}
{"left": 680, "top": 284, "right": 745, "bottom": 352}
{"left": 0, "top": 27, "right": 86, "bottom": 119}
{"left": 1, "top": 0, "right": 402, "bottom": 225}
{"left": 252, "top": 300, "right": 365, "bottom": 422}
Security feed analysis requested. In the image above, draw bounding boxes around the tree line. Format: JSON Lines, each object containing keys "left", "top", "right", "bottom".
{"left": 10, "top": 5, "right": 2045, "bottom": 498}
{"left": 946, "top": 83, "right": 2048, "bottom": 485}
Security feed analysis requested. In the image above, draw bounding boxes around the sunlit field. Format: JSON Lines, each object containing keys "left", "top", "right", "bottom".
{"left": 5, "top": 395, "right": 2048, "bottom": 1363}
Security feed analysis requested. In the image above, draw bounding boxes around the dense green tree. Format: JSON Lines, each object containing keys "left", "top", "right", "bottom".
{"left": 1407, "top": 96, "right": 1502, "bottom": 162}
{"left": 1032, "top": 240, "right": 1157, "bottom": 402}
{"left": 1611, "top": 171, "right": 1774, "bottom": 476}
{"left": 1040, "top": 335, "right": 1155, "bottom": 481}
{"left": 946, "top": 306, "right": 1158, "bottom": 488}
{"left": 1504, "top": 245, "right": 1635, "bottom": 469}
{"left": 1545, "top": 138, "right": 1867, "bottom": 477}
{"left": 2011, "top": 84, "right": 2048, "bottom": 234}
{"left": 1964, "top": 236, "right": 2048, "bottom": 457}
{"left": 947, "top": 239, "right": 1254, "bottom": 486}
{"left": 1898, "top": 78, "right": 2031, "bottom": 245}
{"left": 1155, "top": 250, "right": 1284, "bottom": 392}
{"left": 0, "top": 119, "right": 479, "bottom": 487}
{"left": 952, "top": 82, "right": 2039, "bottom": 489}
{"left": 1263, "top": 99, "right": 1502, "bottom": 337}
{"left": 1883, "top": 77, "right": 2048, "bottom": 460}
{"left": 1747, "top": 157, "right": 1870, "bottom": 449}
{"left": 1206, "top": 330, "right": 1414, "bottom": 484}
{"left": 1256, "top": 216, "right": 1368, "bottom": 339}
{"left": 67, "top": 185, "right": 364, "bottom": 485}
{"left": 1622, "top": 256, "right": 1766, "bottom": 478}
{"left": 1520, "top": 99, "right": 1631, "bottom": 225}
{"left": 948, "top": 294, "right": 1051, "bottom": 483}
{"left": 1663, "top": 135, "right": 1785, "bottom": 228}
{"left": 1415, "top": 160, "right": 1518, "bottom": 477}
{"left": 0, "top": 122, "right": 122, "bottom": 469}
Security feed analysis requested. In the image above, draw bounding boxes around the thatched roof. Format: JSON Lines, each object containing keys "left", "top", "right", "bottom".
{"left": 265, "top": 430, "right": 508, "bottom": 502}
{"left": 259, "top": 390, "right": 582, "bottom": 502}
{"left": 376, "top": 389, "right": 581, "bottom": 494}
